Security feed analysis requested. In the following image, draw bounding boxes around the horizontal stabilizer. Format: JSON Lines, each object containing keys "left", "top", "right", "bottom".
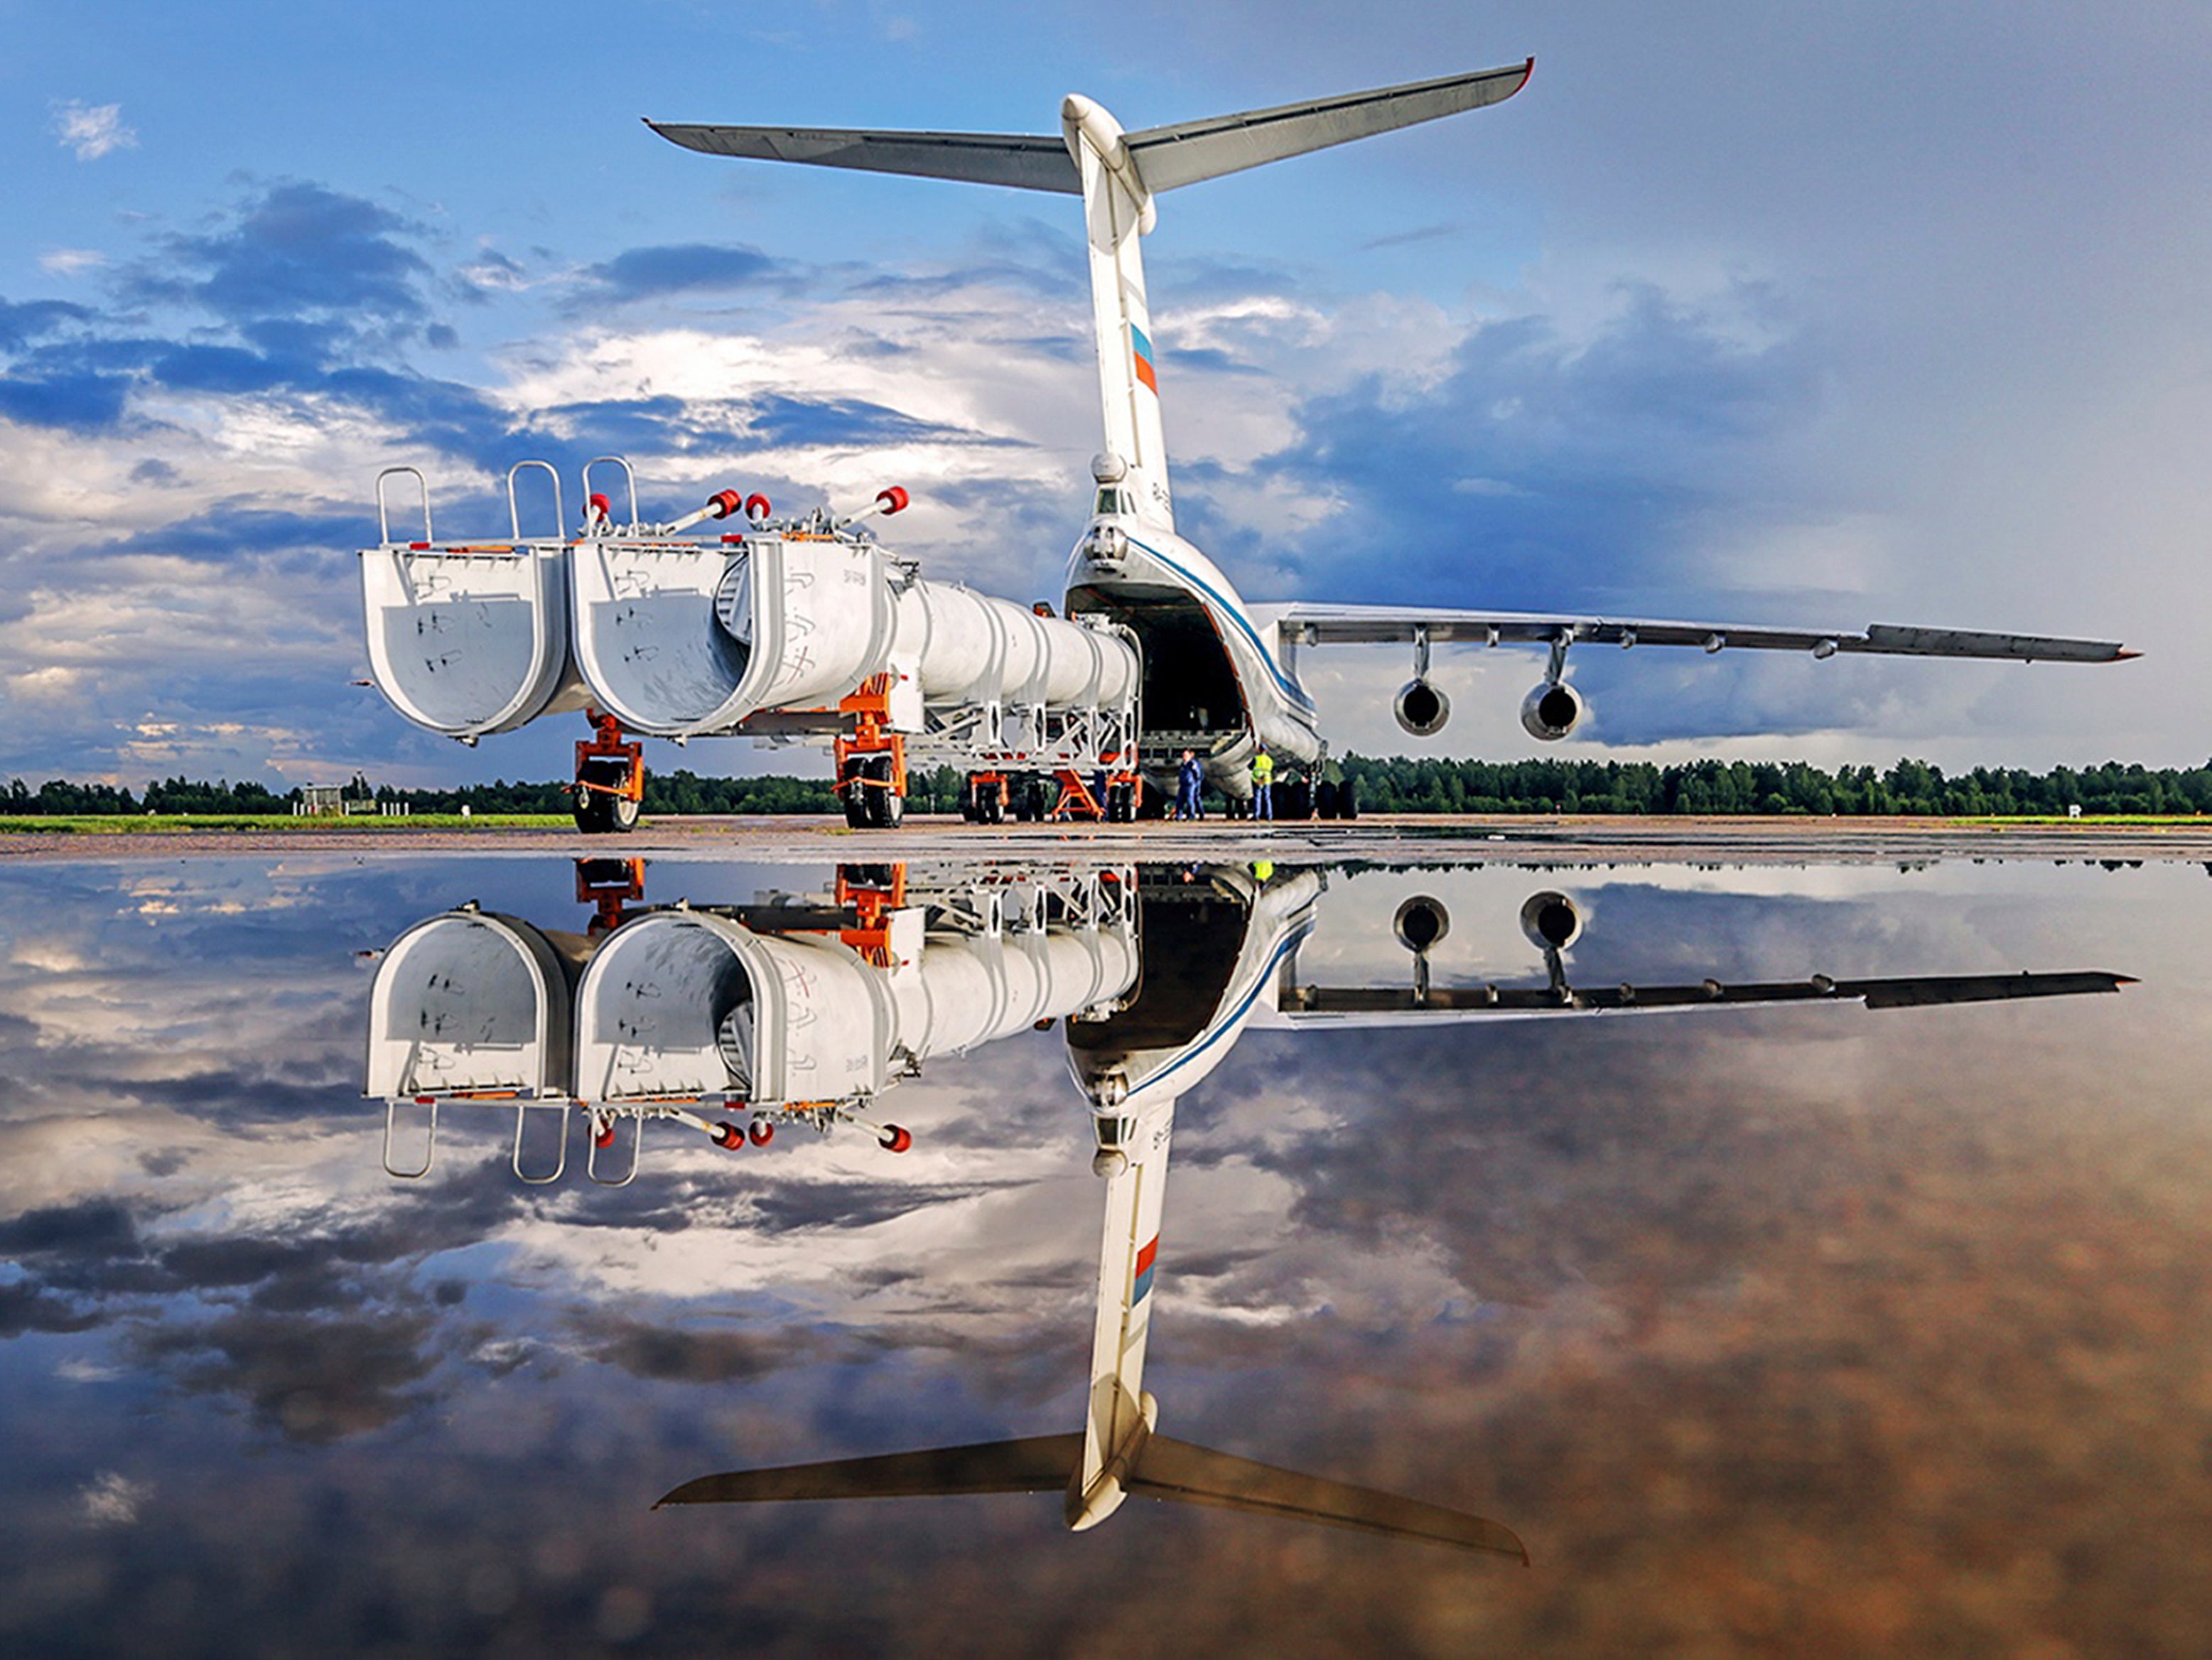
{"left": 647, "top": 60, "right": 1533, "bottom": 198}
{"left": 655, "top": 1433, "right": 1083, "bottom": 1508}
{"left": 655, "top": 1430, "right": 1526, "bottom": 1560}
{"left": 645, "top": 122, "right": 1079, "bottom": 193}
{"left": 1127, "top": 61, "right": 1533, "bottom": 192}
{"left": 1131, "top": 1435, "right": 1528, "bottom": 1561}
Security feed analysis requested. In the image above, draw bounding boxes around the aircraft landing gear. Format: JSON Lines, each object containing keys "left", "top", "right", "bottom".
{"left": 961, "top": 771, "right": 1007, "bottom": 824}
{"left": 838, "top": 745, "right": 907, "bottom": 829}
{"left": 574, "top": 711, "right": 644, "bottom": 834}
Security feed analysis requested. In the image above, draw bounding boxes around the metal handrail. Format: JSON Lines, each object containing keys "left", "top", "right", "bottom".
{"left": 382, "top": 1097, "right": 437, "bottom": 1179}
{"left": 511, "top": 1098, "right": 571, "bottom": 1184}
{"left": 586, "top": 1110, "right": 644, "bottom": 1187}
{"left": 582, "top": 456, "right": 640, "bottom": 532}
{"left": 507, "top": 460, "right": 564, "bottom": 542}
{"left": 376, "top": 466, "right": 432, "bottom": 545}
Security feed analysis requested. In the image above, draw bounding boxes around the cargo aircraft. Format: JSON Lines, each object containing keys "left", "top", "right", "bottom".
{"left": 360, "top": 64, "right": 2133, "bottom": 829}
{"left": 642, "top": 60, "right": 2134, "bottom": 818}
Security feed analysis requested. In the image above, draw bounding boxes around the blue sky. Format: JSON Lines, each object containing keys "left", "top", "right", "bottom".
{"left": 3, "top": 1, "right": 2206, "bottom": 787}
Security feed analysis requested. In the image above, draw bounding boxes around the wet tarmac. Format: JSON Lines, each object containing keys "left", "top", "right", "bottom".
{"left": 3, "top": 843, "right": 2208, "bottom": 1654}
{"left": 6, "top": 813, "right": 2212, "bottom": 866}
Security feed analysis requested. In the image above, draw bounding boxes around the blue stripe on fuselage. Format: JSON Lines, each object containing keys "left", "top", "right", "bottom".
{"left": 1124, "top": 534, "right": 1317, "bottom": 716}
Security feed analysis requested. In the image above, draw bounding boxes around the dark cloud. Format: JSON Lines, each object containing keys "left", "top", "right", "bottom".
{"left": 0, "top": 296, "right": 93, "bottom": 350}
{"left": 575, "top": 242, "right": 787, "bottom": 303}
{"left": 0, "top": 1282, "right": 101, "bottom": 1337}
{"left": 1226, "top": 284, "right": 1818, "bottom": 605}
{"left": 131, "top": 182, "right": 432, "bottom": 334}
{"left": 743, "top": 392, "right": 1003, "bottom": 451}
{"left": 581, "top": 1316, "right": 816, "bottom": 1384}
{"left": 136, "top": 1305, "right": 444, "bottom": 1442}
{"left": 0, "top": 367, "right": 132, "bottom": 433}
{"left": 0, "top": 1199, "right": 141, "bottom": 1257}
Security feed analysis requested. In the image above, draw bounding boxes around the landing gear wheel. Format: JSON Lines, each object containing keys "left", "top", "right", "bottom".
{"left": 1316, "top": 780, "right": 1339, "bottom": 820}
{"left": 574, "top": 765, "right": 642, "bottom": 834}
{"left": 1337, "top": 780, "right": 1359, "bottom": 821}
{"left": 871, "top": 757, "right": 905, "bottom": 829}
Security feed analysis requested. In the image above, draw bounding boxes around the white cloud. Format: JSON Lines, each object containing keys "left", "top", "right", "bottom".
{"left": 77, "top": 1471, "right": 150, "bottom": 1526}
{"left": 52, "top": 101, "right": 137, "bottom": 163}
{"left": 38, "top": 249, "right": 108, "bottom": 277}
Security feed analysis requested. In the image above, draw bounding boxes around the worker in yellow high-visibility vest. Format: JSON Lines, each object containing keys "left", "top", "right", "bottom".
{"left": 1250, "top": 748, "right": 1275, "bottom": 821}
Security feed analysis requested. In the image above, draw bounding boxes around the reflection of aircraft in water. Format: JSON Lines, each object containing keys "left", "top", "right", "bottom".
{"left": 367, "top": 861, "right": 2127, "bottom": 1554}
{"left": 593, "top": 863, "right": 2119, "bottom": 1555}
{"left": 367, "top": 862, "right": 2130, "bottom": 1549}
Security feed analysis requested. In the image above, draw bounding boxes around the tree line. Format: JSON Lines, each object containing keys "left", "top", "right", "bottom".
{"left": 6, "top": 758, "right": 2210, "bottom": 817}
{"left": 1332, "top": 755, "right": 2212, "bottom": 816}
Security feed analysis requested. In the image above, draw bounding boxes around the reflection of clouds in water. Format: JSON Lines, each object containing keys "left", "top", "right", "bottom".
{"left": 75, "top": 1472, "right": 149, "bottom": 1528}
{"left": 1, "top": 856, "right": 2208, "bottom": 1654}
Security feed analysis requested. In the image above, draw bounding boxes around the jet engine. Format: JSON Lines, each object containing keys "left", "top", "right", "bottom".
{"left": 1518, "top": 679, "right": 1585, "bottom": 741}
{"left": 1518, "top": 890, "right": 1583, "bottom": 952}
{"left": 1393, "top": 678, "right": 1450, "bottom": 737}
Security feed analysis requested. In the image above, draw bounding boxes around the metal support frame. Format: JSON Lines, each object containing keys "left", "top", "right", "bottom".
{"left": 575, "top": 709, "right": 645, "bottom": 804}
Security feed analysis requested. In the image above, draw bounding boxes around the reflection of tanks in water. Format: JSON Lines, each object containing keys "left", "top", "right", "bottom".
{"left": 367, "top": 864, "right": 1138, "bottom": 1185}
{"left": 368, "top": 857, "right": 2130, "bottom": 1556}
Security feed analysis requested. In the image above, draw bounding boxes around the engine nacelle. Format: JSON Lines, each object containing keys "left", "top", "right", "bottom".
{"left": 1518, "top": 890, "right": 1584, "bottom": 952}
{"left": 1518, "top": 679, "right": 1586, "bottom": 741}
{"left": 1393, "top": 678, "right": 1450, "bottom": 737}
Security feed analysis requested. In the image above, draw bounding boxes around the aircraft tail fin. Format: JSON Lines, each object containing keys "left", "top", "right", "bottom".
{"left": 654, "top": 1433, "right": 1083, "bottom": 1508}
{"left": 1130, "top": 1435, "right": 1528, "bottom": 1561}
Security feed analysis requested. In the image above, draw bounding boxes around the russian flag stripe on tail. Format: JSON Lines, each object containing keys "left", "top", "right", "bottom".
{"left": 1131, "top": 1234, "right": 1159, "bottom": 1303}
{"left": 1131, "top": 325, "right": 1158, "bottom": 394}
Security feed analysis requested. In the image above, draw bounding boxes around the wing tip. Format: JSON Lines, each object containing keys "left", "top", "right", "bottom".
{"left": 2114, "top": 647, "right": 2144, "bottom": 661}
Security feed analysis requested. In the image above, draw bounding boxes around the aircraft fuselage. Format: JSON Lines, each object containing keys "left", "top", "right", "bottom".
{"left": 1066, "top": 509, "right": 1321, "bottom": 799}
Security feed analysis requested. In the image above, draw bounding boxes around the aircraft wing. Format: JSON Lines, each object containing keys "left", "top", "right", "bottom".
{"left": 1275, "top": 969, "right": 2135, "bottom": 1025}
{"left": 1272, "top": 603, "right": 2138, "bottom": 664}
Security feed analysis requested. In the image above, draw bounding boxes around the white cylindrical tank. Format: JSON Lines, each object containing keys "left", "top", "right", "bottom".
{"left": 571, "top": 534, "right": 1138, "bottom": 737}
{"left": 571, "top": 908, "right": 1139, "bottom": 1109}
{"left": 359, "top": 544, "right": 589, "bottom": 738}
{"left": 573, "top": 912, "right": 894, "bottom": 1108}
{"left": 365, "top": 911, "right": 586, "bottom": 1099}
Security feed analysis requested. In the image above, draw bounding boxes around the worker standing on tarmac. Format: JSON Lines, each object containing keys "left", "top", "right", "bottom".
{"left": 1175, "top": 749, "right": 1203, "bottom": 820}
{"left": 1250, "top": 747, "right": 1275, "bottom": 821}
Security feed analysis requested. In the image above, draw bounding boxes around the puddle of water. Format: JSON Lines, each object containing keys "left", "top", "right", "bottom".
{"left": 0, "top": 854, "right": 2206, "bottom": 1654}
